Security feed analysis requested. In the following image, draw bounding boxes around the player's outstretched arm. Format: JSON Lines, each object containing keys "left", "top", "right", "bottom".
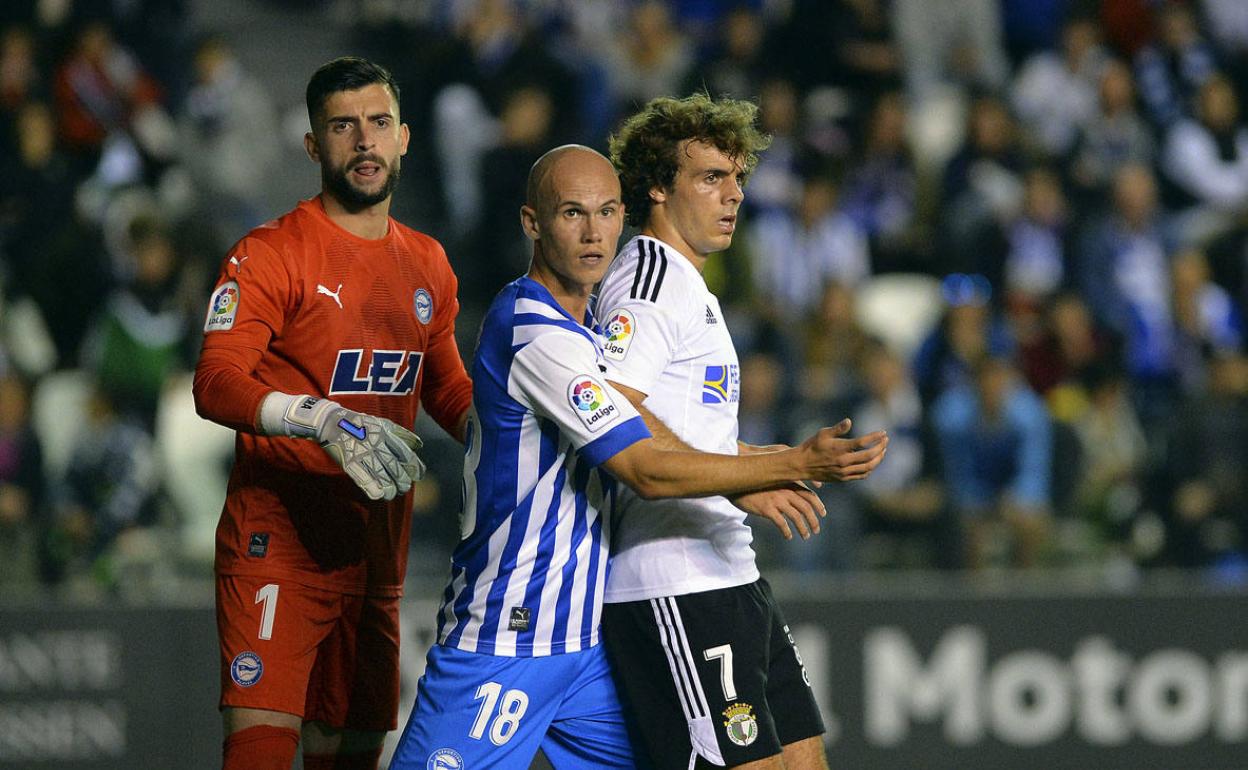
{"left": 609, "top": 380, "right": 825, "bottom": 540}
{"left": 602, "top": 418, "right": 887, "bottom": 509}
{"left": 258, "top": 393, "right": 425, "bottom": 501}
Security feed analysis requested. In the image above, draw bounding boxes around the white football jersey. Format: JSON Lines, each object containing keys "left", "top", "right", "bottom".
{"left": 597, "top": 235, "right": 759, "bottom": 602}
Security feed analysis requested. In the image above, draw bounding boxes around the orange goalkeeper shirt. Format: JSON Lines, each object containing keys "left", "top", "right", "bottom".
{"left": 193, "top": 196, "right": 472, "bottom": 597}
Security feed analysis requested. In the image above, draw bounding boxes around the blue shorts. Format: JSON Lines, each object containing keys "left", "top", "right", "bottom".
{"left": 390, "top": 643, "right": 636, "bottom": 769}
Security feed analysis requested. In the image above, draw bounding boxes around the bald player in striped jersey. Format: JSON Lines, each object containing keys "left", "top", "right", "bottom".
{"left": 390, "top": 145, "right": 887, "bottom": 769}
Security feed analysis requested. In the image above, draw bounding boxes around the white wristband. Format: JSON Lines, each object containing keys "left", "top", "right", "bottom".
{"left": 259, "top": 392, "right": 319, "bottom": 438}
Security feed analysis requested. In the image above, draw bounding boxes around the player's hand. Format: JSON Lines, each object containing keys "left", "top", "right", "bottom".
{"left": 730, "top": 483, "right": 825, "bottom": 540}
{"left": 284, "top": 397, "right": 425, "bottom": 500}
{"left": 799, "top": 418, "right": 888, "bottom": 483}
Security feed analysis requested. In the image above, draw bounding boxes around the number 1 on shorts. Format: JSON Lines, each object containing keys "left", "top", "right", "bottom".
{"left": 255, "top": 583, "right": 278, "bottom": 640}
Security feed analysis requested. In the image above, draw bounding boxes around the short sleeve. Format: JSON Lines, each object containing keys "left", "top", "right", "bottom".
{"left": 596, "top": 284, "right": 689, "bottom": 397}
{"left": 509, "top": 328, "right": 650, "bottom": 467}
{"left": 200, "top": 236, "right": 291, "bottom": 355}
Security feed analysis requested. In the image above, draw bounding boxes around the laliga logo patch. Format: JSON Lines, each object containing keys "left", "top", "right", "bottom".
{"left": 204, "top": 281, "right": 240, "bottom": 332}
{"left": 414, "top": 288, "right": 433, "bottom": 325}
{"left": 230, "top": 651, "right": 263, "bottom": 687}
{"left": 427, "top": 748, "right": 464, "bottom": 770}
{"left": 567, "top": 375, "right": 618, "bottom": 432}
{"left": 722, "top": 702, "right": 759, "bottom": 747}
{"left": 602, "top": 309, "right": 635, "bottom": 361}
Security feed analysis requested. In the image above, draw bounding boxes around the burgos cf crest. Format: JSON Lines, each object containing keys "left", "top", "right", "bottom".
{"left": 568, "top": 375, "right": 619, "bottom": 432}
{"left": 602, "top": 308, "right": 635, "bottom": 361}
{"left": 722, "top": 702, "right": 759, "bottom": 747}
{"left": 329, "top": 349, "right": 424, "bottom": 395}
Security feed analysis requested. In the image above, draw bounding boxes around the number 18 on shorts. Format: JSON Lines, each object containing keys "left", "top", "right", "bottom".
{"left": 390, "top": 644, "right": 636, "bottom": 770}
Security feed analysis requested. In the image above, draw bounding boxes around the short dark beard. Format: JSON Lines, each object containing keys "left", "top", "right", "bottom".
{"left": 323, "top": 160, "right": 401, "bottom": 211}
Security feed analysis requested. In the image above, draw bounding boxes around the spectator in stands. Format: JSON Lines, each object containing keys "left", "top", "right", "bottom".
{"left": 82, "top": 213, "right": 190, "bottom": 427}
{"left": 841, "top": 90, "right": 922, "bottom": 273}
{"left": 1171, "top": 248, "right": 1244, "bottom": 392}
{"left": 1011, "top": 14, "right": 1109, "bottom": 159}
{"left": 0, "top": 24, "right": 42, "bottom": 145}
{"left": 933, "top": 353, "right": 1054, "bottom": 568}
{"left": 770, "top": 0, "right": 902, "bottom": 104}
{"left": 1077, "top": 163, "right": 1179, "bottom": 425}
{"left": 892, "top": 0, "right": 1010, "bottom": 107}
{"left": 472, "top": 84, "right": 555, "bottom": 305}
{"left": 1000, "top": 166, "right": 1070, "bottom": 304}
{"left": 1163, "top": 351, "right": 1248, "bottom": 568}
{"left": 743, "top": 77, "right": 804, "bottom": 217}
{"left": 430, "top": 0, "right": 577, "bottom": 237}
{"left": 942, "top": 95, "right": 1026, "bottom": 274}
{"left": 0, "top": 371, "right": 45, "bottom": 588}
{"left": 1135, "top": 1, "right": 1219, "bottom": 129}
{"left": 913, "top": 273, "right": 1015, "bottom": 408}
{"left": 829, "top": 0, "right": 904, "bottom": 105}
{"left": 46, "top": 387, "right": 163, "bottom": 592}
{"left": 1161, "top": 74, "right": 1248, "bottom": 243}
{"left": 1070, "top": 58, "right": 1156, "bottom": 207}
{"left": 604, "top": 0, "right": 693, "bottom": 120}
{"left": 179, "top": 35, "right": 282, "bottom": 243}
{"left": 682, "top": 5, "right": 767, "bottom": 100}
{"left": 52, "top": 20, "right": 171, "bottom": 178}
{"left": 749, "top": 170, "right": 871, "bottom": 329}
{"left": 1019, "top": 292, "right": 1117, "bottom": 403}
{"left": 1202, "top": 0, "right": 1248, "bottom": 95}
{"left": 850, "top": 338, "right": 958, "bottom": 569}
{"left": 801, "top": 281, "right": 871, "bottom": 413}
{"left": 1068, "top": 361, "right": 1148, "bottom": 556}
{"left": 0, "top": 100, "right": 108, "bottom": 365}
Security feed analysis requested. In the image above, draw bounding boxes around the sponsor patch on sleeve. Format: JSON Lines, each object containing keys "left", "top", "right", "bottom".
{"left": 602, "top": 309, "right": 636, "bottom": 361}
{"left": 567, "top": 374, "right": 620, "bottom": 432}
{"left": 204, "top": 280, "right": 240, "bottom": 332}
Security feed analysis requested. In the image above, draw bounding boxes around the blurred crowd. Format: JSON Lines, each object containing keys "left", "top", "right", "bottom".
{"left": 3, "top": 0, "right": 1248, "bottom": 599}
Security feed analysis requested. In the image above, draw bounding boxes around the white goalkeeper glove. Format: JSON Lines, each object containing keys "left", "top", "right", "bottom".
{"left": 262, "top": 394, "right": 425, "bottom": 501}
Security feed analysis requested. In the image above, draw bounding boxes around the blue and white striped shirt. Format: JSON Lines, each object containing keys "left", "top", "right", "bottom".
{"left": 436, "top": 277, "right": 650, "bottom": 656}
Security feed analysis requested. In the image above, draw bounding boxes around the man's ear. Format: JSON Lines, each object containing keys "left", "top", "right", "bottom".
{"left": 304, "top": 131, "right": 319, "bottom": 163}
{"left": 649, "top": 185, "right": 667, "bottom": 205}
{"left": 520, "top": 205, "right": 541, "bottom": 242}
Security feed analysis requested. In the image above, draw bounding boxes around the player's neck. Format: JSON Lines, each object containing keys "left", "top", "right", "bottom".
{"left": 641, "top": 221, "right": 707, "bottom": 273}
{"left": 527, "top": 264, "right": 590, "bottom": 322}
{"left": 319, "top": 193, "right": 392, "bottom": 240}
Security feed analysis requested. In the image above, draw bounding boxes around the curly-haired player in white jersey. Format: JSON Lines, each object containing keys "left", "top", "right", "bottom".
{"left": 598, "top": 94, "right": 888, "bottom": 770}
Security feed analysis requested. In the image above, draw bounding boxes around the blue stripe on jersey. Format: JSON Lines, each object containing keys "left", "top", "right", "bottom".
{"left": 513, "top": 312, "right": 600, "bottom": 349}
{"left": 581, "top": 416, "right": 648, "bottom": 467}
{"left": 516, "top": 421, "right": 568, "bottom": 643}
{"left": 437, "top": 277, "right": 638, "bottom": 657}
{"left": 471, "top": 415, "right": 563, "bottom": 650}
{"left": 581, "top": 503, "right": 605, "bottom": 643}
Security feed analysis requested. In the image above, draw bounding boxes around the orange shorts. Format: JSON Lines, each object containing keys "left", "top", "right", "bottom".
{"left": 216, "top": 575, "right": 401, "bottom": 731}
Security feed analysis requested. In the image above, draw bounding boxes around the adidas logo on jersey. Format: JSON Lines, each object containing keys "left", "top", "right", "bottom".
{"left": 705, "top": 305, "right": 718, "bottom": 324}
{"left": 329, "top": 349, "right": 425, "bottom": 395}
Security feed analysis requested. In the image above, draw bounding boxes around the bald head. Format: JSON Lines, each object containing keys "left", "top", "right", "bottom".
{"left": 526, "top": 144, "right": 618, "bottom": 215}
{"left": 520, "top": 143, "right": 625, "bottom": 304}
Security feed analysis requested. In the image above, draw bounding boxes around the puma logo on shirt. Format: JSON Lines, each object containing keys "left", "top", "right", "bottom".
{"left": 317, "top": 283, "right": 344, "bottom": 309}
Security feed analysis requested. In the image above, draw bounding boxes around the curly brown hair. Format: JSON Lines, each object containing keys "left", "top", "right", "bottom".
{"left": 609, "top": 93, "right": 771, "bottom": 227}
